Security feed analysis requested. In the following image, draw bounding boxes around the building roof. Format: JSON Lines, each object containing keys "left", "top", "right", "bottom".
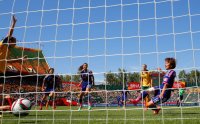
{"left": 0, "top": 43, "right": 49, "bottom": 75}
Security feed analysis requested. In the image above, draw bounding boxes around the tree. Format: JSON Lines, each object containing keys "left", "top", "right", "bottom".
{"left": 71, "top": 74, "right": 80, "bottom": 82}
{"left": 178, "top": 70, "right": 188, "bottom": 82}
{"left": 115, "top": 68, "right": 128, "bottom": 86}
{"left": 178, "top": 69, "right": 200, "bottom": 87}
{"left": 60, "top": 75, "right": 71, "bottom": 82}
{"left": 127, "top": 72, "right": 140, "bottom": 82}
{"left": 65, "top": 75, "right": 71, "bottom": 82}
{"left": 188, "top": 70, "right": 200, "bottom": 86}
{"left": 105, "top": 69, "right": 140, "bottom": 86}
{"left": 105, "top": 71, "right": 118, "bottom": 85}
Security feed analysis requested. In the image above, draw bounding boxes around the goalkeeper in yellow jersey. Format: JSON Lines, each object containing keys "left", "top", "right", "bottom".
{"left": 140, "top": 64, "right": 152, "bottom": 108}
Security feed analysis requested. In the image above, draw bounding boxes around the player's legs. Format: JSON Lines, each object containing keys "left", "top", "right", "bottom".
{"left": 146, "top": 88, "right": 161, "bottom": 114}
{"left": 131, "top": 87, "right": 155, "bottom": 104}
{"left": 4, "top": 95, "right": 12, "bottom": 111}
{"left": 176, "top": 96, "right": 180, "bottom": 107}
{"left": 147, "top": 95, "right": 169, "bottom": 114}
{"left": 117, "top": 100, "right": 120, "bottom": 107}
{"left": 0, "top": 95, "right": 12, "bottom": 111}
{"left": 142, "top": 86, "right": 151, "bottom": 109}
{"left": 40, "top": 94, "right": 48, "bottom": 110}
{"left": 122, "top": 95, "right": 127, "bottom": 109}
{"left": 78, "top": 82, "right": 91, "bottom": 111}
{"left": 79, "top": 90, "right": 86, "bottom": 109}
{"left": 0, "top": 106, "right": 10, "bottom": 110}
{"left": 0, "top": 105, "right": 10, "bottom": 118}
{"left": 46, "top": 91, "right": 55, "bottom": 110}
{"left": 177, "top": 95, "right": 183, "bottom": 107}
{"left": 145, "top": 96, "right": 150, "bottom": 103}
{"left": 50, "top": 92, "right": 56, "bottom": 109}
{"left": 176, "top": 100, "right": 180, "bottom": 107}
{"left": 144, "top": 96, "right": 150, "bottom": 110}
{"left": 146, "top": 98, "right": 161, "bottom": 114}
{"left": 78, "top": 82, "right": 86, "bottom": 111}
{"left": 180, "top": 95, "right": 183, "bottom": 106}
{"left": 146, "top": 100, "right": 156, "bottom": 108}
{"left": 122, "top": 101, "right": 126, "bottom": 109}
{"left": 85, "top": 84, "right": 92, "bottom": 110}
{"left": 78, "top": 92, "right": 84, "bottom": 111}
{"left": 45, "top": 97, "right": 49, "bottom": 109}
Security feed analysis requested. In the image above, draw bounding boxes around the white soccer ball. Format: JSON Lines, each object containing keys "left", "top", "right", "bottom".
{"left": 11, "top": 98, "right": 31, "bottom": 116}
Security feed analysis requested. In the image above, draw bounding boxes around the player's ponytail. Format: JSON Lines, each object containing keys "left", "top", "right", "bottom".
{"left": 78, "top": 65, "right": 83, "bottom": 72}
{"left": 48, "top": 68, "right": 54, "bottom": 74}
{"left": 78, "top": 63, "right": 88, "bottom": 72}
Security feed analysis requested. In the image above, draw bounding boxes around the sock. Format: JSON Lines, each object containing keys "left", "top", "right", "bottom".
{"left": 88, "top": 95, "right": 92, "bottom": 106}
{"left": 79, "top": 98, "right": 82, "bottom": 107}
{"left": 52, "top": 97, "right": 56, "bottom": 108}
{"left": 40, "top": 100, "right": 43, "bottom": 108}
{"left": 88, "top": 102, "right": 92, "bottom": 106}
{"left": 144, "top": 96, "right": 151, "bottom": 106}
{"left": 47, "top": 96, "right": 51, "bottom": 101}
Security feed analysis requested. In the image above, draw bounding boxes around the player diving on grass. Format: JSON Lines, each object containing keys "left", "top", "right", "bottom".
{"left": 40, "top": 68, "right": 61, "bottom": 110}
{"left": 78, "top": 63, "right": 95, "bottom": 111}
{"left": 131, "top": 57, "right": 176, "bottom": 114}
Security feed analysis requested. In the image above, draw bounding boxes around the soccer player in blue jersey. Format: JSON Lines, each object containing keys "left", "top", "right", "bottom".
{"left": 40, "top": 68, "right": 61, "bottom": 110}
{"left": 132, "top": 58, "right": 176, "bottom": 114}
{"left": 116, "top": 92, "right": 121, "bottom": 107}
{"left": 121, "top": 88, "right": 131, "bottom": 108}
{"left": 78, "top": 63, "right": 95, "bottom": 111}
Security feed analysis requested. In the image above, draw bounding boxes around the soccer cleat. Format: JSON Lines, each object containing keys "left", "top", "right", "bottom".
{"left": 46, "top": 104, "right": 49, "bottom": 110}
{"left": 88, "top": 106, "right": 92, "bottom": 110}
{"left": 123, "top": 106, "right": 126, "bottom": 109}
{"left": 153, "top": 107, "right": 161, "bottom": 115}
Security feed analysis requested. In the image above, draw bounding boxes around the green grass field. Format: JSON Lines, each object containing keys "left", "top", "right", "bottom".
{"left": 1, "top": 106, "right": 200, "bottom": 124}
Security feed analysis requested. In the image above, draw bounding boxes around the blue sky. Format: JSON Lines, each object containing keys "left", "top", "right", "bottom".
{"left": 0, "top": 0, "right": 200, "bottom": 83}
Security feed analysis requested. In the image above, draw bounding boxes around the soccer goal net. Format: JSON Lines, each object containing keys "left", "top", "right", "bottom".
{"left": 0, "top": 0, "right": 200, "bottom": 124}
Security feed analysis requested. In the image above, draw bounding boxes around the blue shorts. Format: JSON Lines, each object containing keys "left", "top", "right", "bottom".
{"left": 151, "top": 96, "right": 169, "bottom": 105}
{"left": 82, "top": 81, "right": 92, "bottom": 91}
{"left": 45, "top": 88, "right": 55, "bottom": 94}
{"left": 151, "top": 86, "right": 170, "bottom": 105}
{"left": 121, "top": 95, "right": 127, "bottom": 101}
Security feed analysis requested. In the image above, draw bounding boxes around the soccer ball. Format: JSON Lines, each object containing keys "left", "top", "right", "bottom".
{"left": 11, "top": 98, "right": 32, "bottom": 116}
